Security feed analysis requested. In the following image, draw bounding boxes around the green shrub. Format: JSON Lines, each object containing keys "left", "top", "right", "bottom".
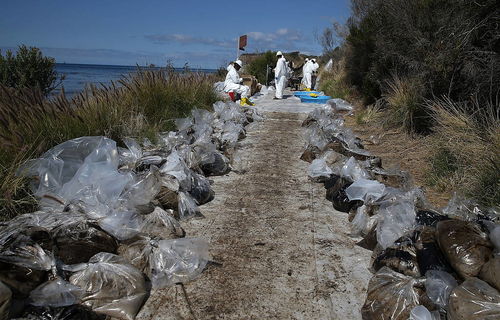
{"left": 244, "top": 51, "right": 276, "bottom": 84}
{"left": 0, "top": 45, "right": 61, "bottom": 95}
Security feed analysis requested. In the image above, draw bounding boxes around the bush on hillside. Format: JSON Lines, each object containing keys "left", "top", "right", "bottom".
{"left": 0, "top": 45, "right": 62, "bottom": 95}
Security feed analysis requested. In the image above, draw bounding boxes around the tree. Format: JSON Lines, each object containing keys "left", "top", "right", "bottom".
{"left": 0, "top": 45, "right": 62, "bottom": 95}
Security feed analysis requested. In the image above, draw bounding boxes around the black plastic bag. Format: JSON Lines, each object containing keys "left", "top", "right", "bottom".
{"left": 325, "top": 175, "right": 362, "bottom": 213}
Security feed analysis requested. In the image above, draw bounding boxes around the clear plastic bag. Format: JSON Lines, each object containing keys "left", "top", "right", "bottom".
{"left": 350, "top": 205, "right": 377, "bottom": 237}
{"left": 425, "top": 270, "right": 458, "bottom": 309}
{"left": 140, "top": 207, "right": 185, "bottom": 239}
{"left": 447, "top": 278, "right": 500, "bottom": 320}
{"left": 308, "top": 158, "right": 333, "bottom": 179}
{"left": 160, "top": 151, "right": 192, "bottom": 191}
{"left": 345, "top": 178, "right": 386, "bottom": 204}
{"left": 489, "top": 225, "right": 500, "bottom": 253}
{"left": 376, "top": 201, "right": 416, "bottom": 249}
{"left": 340, "top": 157, "right": 371, "bottom": 181}
{"left": 52, "top": 220, "right": 118, "bottom": 264}
{"left": 149, "top": 238, "right": 210, "bottom": 288}
{"left": 188, "top": 173, "right": 215, "bottom": 205}
{"left": 68, "top": 253, "right": 147, "bottom": 320}
{"left": 29, "top": 276, "right": 83, "bottom": 308}
{"left": 372, "top": 239, "right": 420, "bottom": 277}
{"left": 98, "top": 211, "right": 143, "bottom": 241}
{"left": 362, "top": 267, "right": 423, "bottom": 320}
{"left": 0, "top": 232, "right": 54, "bottom": 271}
{"left": 436, "top": 220, "right": 493, "bottom": 278}
{"left": 177, "top": 192, "right": 202, "bottom": 220}
{"left": 330, "top": 98, "right": 354, "bottom": 112}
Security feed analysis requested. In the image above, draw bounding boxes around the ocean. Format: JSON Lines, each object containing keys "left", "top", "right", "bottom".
{"left": 54, "top": 63, "right": 216, "bottom": 96}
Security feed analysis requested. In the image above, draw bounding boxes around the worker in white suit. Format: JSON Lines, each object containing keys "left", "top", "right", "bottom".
{"left": 301, "top": 58, "right": 309, "bottom": 88}
{"left": 223, "top": 59, "right": 254, "bottom": 106}
{"left": 311, "top": 58, "right": 320, "bottom": 90}
{"left": 302, "top": 58, "right": 313, "bottom": 91}
{"left": 274, "top": 51, "right": 287, "bottom": 99}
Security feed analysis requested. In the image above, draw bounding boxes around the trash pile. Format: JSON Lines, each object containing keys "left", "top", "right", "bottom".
{"left": 0, "top": 101, "right": 262, "bottom": 320}
{"left": 301, "top": 101, "right": 500, "bottom": 320}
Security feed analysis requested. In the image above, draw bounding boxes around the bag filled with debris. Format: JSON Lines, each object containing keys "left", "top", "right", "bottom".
{"left": 68, "top": 253, "right": 147, "bottom": 320}
{"left": 447, "top": 278, "right": 500, "bottom": 320}
{"left": 436, "top": 220, "right": 493, "bottom": 278}
{"left": 362, "top": 267, "right": 424, "bottom": 320}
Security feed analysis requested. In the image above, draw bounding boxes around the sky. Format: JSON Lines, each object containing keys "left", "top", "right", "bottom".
{"left": 0, "top": 0, "right": 351, "bottom": 68}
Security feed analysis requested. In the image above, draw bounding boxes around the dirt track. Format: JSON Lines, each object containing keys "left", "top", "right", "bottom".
{"left": 137, "top": 92, "right": 372, "bottom": 320}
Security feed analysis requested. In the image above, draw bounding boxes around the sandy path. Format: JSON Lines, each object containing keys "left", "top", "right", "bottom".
{"left": 137, "top": 92, "right": 372, "bottom": 320}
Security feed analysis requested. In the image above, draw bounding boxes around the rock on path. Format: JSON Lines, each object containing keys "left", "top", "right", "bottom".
{"left": 137, "top": 91, "right": 372, "bottom": 320}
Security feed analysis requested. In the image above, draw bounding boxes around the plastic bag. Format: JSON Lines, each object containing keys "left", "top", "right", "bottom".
{"left": 140, "top": 207, "right": 185, "bottom": 239}
{"left": 177, "top": 192, "right": 202, "bottom": 220}
{"left": 0, "top": 261, "right": 46, "bottom": 298}
{"left": 372, "top": 239, "right": 420, "bottom": 277}
{"left": 188, "top": 173, "right": 215, "bottom": 205}
{"left": 308, "top": 159, "right": 333, "bottom": 180}
{"left": 442, "top": 193, "right": 483, "bottom": 221}
{"left": 447, "top": 278, "right": 500, "bottom": 320}
{"left": 330, "top": 98, "right": 354, "bottom": 112}
{"left": 52, "top": 220, "right": 118, "bottom": 264}
{"left": 345, "top": 178, "right": 386, "bottom": 204}
{"left": 415, "top": 227, "right": 454, "bottom": 275}
{"left": 29, "top": 277, "right": 83, "bottom": 307}
{"left": 69, "top": 253, "right": 147, "bottom": 320}
{"left": 325, "top": 176, "right": 362, "bottom": 213}
{"left": 200, "top": 151, "right": 230, "bottom": 177}
{"left": 119, "top": 167, "right": 162, "bottom": 211}
{"left": 376, "top": 201, "right": 416, "bottom": 249}
{"left": 479, "top": 256, "right": 500, "bottom": 291}
{"left": 409, "top": 306, "right": 440, "bottom": 320}
{"left": 436, "top": 220, "right": 493, "bottom": 278}
{"left": 350, "top": 205, "right": 377, "bottom": 237}
{"left": 149, "top": 238, "right": 210, "bottom": 288}
{"left": 362, "top": 267, "right": 423, "bottom": 320}
{"left": 340, "top": 157, "right": 371, "bottom": 181}
{"left": 0, "top": 232, "right": 54, "bottom": 271}
{"left": 98, "top": 211, "right": 143, "bottom": 241}
{"left": 0, "top": 281, "right": 11, "bottom": 320}
{"left": 160, "top": 151, "right": 192, "bottom": 191}
{"left": 425, "top": 270, "right": 458, "bottom": 309}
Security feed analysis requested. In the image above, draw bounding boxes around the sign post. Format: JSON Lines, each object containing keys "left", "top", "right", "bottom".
{"left": 237, "top": 35, "right": 247, "bottom": 59}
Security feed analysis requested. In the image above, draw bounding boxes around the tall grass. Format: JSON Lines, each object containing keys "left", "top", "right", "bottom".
{"left": 319, "top": 57, "right": 352, "bottom": 101}
{"left": 381, "top": 75, "right": 427, "bottom": 133}
{"left": 426, "top": 97, "right": 500, "bottom": 207}
{"left": 0, "top": 69, "right": 220, "bottom": 220}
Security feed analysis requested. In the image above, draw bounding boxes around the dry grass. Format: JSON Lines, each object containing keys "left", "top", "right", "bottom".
{"left": 0, "top": 69, "right": 220, "bottom": 219}
{"left": 381, "top": 75, "right": 426, "bottom": 133}
{"left": 426, "top": 97, "right": 499, "bottom": 207}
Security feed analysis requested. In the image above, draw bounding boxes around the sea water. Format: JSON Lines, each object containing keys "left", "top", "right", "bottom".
{"left": 54, "top": 63, "right": 216, "bottom": 96}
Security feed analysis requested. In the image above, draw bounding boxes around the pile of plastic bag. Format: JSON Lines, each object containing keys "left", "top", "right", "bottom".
{"left": 0, "top": 101, "right": 262, "bottom": 320}
{"left": 302, "top": 104, "right": 500, "bottom": 320}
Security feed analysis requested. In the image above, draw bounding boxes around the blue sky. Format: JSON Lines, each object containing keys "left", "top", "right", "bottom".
{"left": 0, "top": 0, "right": 350, "bottom": 68}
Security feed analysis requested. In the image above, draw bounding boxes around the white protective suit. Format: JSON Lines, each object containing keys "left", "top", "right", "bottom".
{"left": 302, "top": 60, "right": 313, "bottom": 89}
{"left": 275, "top": 56, "right": 287, "bottom": 99}
{"left": 223, "top": 64, "right": 249, "bottom": 98}
{"left": 311, "top": 60, "right": 319, "bottom": 89}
